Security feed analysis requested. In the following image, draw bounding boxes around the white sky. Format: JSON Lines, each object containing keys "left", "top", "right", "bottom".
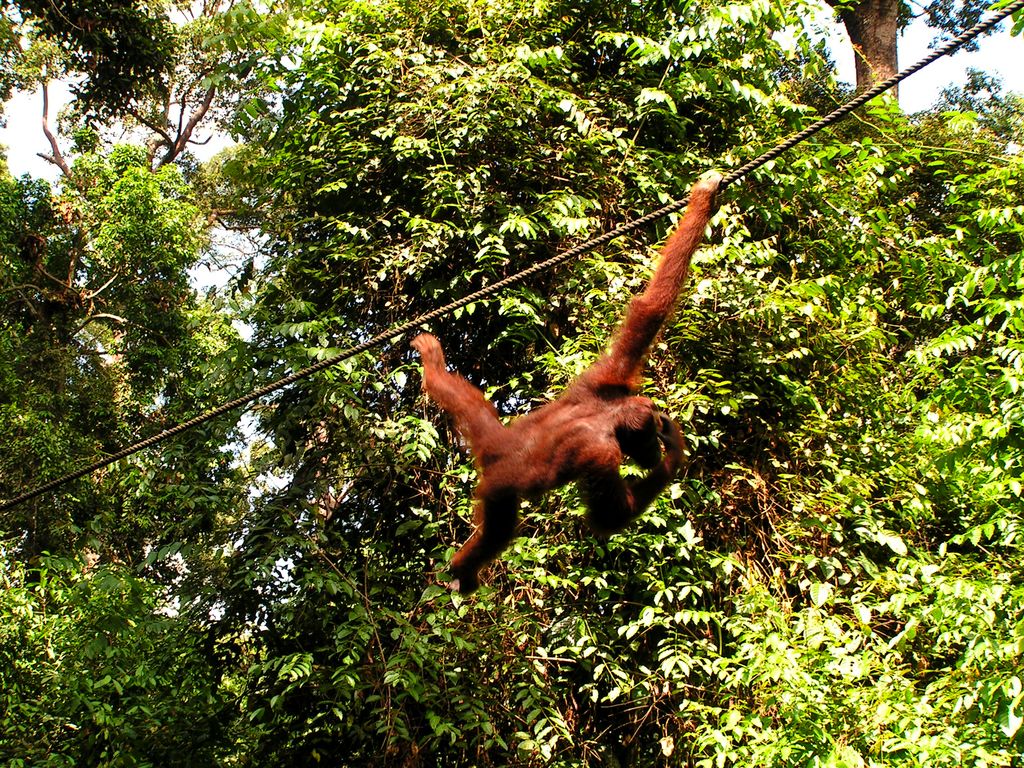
{"left": 1, "top": 15, "right": 1021, "bottom": 181}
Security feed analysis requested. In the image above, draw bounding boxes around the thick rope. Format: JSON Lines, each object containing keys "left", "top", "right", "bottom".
{"left": 3, "top": 0, "right": 1022, "bottom": 512}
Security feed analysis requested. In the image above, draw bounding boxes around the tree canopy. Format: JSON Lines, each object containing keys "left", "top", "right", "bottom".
{"left": 1, "top": 0, "right": 1023, "bottom": 765}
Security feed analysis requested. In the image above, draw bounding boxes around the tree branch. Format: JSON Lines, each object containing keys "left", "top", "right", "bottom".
{"left": 83, "top": 273, "right": 120, "bottom": 300}
{"left": 159, "top": 82, "right": 217, "bottom": 167}
{"left": 39, "top": 79, "right": 73, "bottom": 180}
{"left": 72, "top": 312, "right": 128, "bottom": 337}
{"left": 128, "top": 106, "right": 175, "bottom": 146}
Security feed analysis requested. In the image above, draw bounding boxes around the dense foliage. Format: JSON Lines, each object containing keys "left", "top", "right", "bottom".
{"left": 1, "top": 0, "right": 1022, "bottom": 765}
{"left": 12, "top": 0, "right": 175, "bottom": 118}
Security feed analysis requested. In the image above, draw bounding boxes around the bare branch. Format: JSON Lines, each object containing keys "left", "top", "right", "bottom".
{"left": 128, "top": 106, "right": 175, "bottom": 146}
{"left": 72, "top": 312, "right": 128, "bottom": 337}
{"left": 159, "top": 83, "right": 218, "bottom": 167}
{"left": 87, "top": 312, "right": 128, "bottom": 324}
{"left": 0, "top": 283, "right": 45, "bottom": 296}
{"left": 83, "top": 273, "right": 120, "bottom": 300}
{"left": 34, "top": 262, "right": 71, "bottom": 290}
{"left": 39, "top": 80, "right": 73, "bottom": 180}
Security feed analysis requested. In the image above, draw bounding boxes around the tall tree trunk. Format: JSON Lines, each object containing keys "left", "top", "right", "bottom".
{"left": 829, "top": 0, "right": 900, "bottom": 96}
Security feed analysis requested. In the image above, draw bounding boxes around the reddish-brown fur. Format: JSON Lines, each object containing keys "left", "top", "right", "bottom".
{"left": 412, "top": 173, "right": 721, "bottom": 593}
